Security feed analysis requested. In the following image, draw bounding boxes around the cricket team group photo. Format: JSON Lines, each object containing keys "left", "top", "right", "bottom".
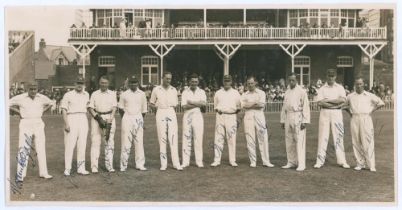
{"left": 6, "top": 6, "right": 395, "bottom": 203}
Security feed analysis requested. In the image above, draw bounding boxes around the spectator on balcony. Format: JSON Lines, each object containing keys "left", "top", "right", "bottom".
{"left": 144, "top": 19, "right": 152, "bottom": 37}
{"left": 81, "top": 22, "right": 87, "bottom": 28}
{"left": 120, "top": 18, "right": 127, "bottom": 38}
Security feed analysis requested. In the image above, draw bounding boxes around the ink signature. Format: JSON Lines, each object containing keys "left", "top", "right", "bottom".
{"left": 15, "top": 134, "right": 36, "bottom": 183}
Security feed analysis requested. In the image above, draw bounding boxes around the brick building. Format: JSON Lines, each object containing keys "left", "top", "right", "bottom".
{"left": 34, "top": 39, "right": 81, "bottom": 90}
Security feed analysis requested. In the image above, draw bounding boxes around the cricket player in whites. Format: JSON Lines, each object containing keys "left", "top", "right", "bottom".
{"left": 241, "top": 76, "right": 274, "bottom": 168}
{"left": 181, "top": 73, "right": 207, "bottom": 168}
{"left": 88, "top": 76, "right": 117, "bottom": 173}
{"left": 280, "top": 74, "right": 310, "bottom": 171}
{"left": 314, "top": 69, "right": 350, "bottom": 169}
{"left": 211, "top": 75, "right": 241, "bottom": 167}
{"left": 9, "top": 82, "right": 53, "bottom": 183}
{"left": 150, "top": 72, "right": 182, "bottom": 171}
{"left": 345, "top": 78, "right": 384, "bottom": 172}
{"left": 119, "top": 76, "right": 148, "bottom": 171}
{"left": 61, "top": 76, "right": 90, "bottom": 176}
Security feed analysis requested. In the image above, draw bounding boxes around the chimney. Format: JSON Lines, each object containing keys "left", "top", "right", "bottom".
{"left": 39, "top": 38, "right": 46, "bottom": 49}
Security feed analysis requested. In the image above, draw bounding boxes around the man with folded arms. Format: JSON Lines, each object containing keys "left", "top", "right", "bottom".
{"left": 241, "top": 76, "right": 274, "bottom": 168}
{"left": 314, "top": 69, "right": 350, "bottom": 169}
{"left": 181, "top": 73, "right": 207, "bottom": 168}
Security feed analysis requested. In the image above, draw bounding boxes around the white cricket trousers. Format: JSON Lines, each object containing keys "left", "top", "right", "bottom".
{"left": 64, "top": 113, "right": 88, "bottom": 171}
{"left": 284, "top": 112, "right": 306, "bottom": 168}
{"left": 90, "top": 114, "right": 116, "bottom": 171}
{"left": 182, "top": 110, "right": 204, "bottom": 166}
{"left": 213, "top": 113, "right": 237, "bottom": 163}
{"left": 120, "top": 113, "right": 145, "bottom": 170}
{"left": 350, "top": 114, "right": 375, "bottom": 169}
{"left": 244, "top": 111, "right": 271, "bottom": 165}
{"left": 16, "top": 119, "right": 49, "bottom": 181}
{"left": 156, "top": 108, "right": 180, "bottom": 168}
{"left": 316, "top": 109, "right": 347, "bottom": 165}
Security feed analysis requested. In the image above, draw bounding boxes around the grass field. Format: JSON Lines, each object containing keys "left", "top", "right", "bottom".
{"left": 8, "top": 111, "right": 395, "bottom": 203}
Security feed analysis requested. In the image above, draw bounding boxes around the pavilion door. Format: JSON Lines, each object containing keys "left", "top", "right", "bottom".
{"left": 98, "top": 67, "right": 116, "bottom": 89}
{"left": 294, "top": 66, "right": 310, "bottom": 87}
{"left": 141, "top": 66, "right": 159, "bottom": 86}
{"left": 337, "top": 67, "right": 353, "bottom": 88}
{"left": 125, "top": 13, "right": 133, "bottom": 26}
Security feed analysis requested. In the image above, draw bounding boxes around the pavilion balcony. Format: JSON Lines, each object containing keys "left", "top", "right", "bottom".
{"left": 69, "top": 26, "right": 387, "bottom": 41}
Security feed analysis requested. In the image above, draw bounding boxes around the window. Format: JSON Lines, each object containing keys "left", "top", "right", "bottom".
{"left": 141, "top": 56, "right": 159, "bottom": 85}
{"left": 133, "top": 9, "right": 164, "bottom": 28}
{"left": 58, "top": 58, "right": 64, "bottom": 65}
{"left": 310, "top": 9, "right": 318, "bottom": 17}
{"left": 98, "top": 56, "right": 116, "bottom": 67}
{"left": 347, "top": 10, "right": 355, "bottom": 18}
{"left": 294, "top": 56, "right": 310, "bottom": 66}
{"left": 294, "top": 56, "right": 311, "bottom": 86}
{"left": 330, "top": 9, "right": 339, "bottom": 17}
{"left": 134, "top": 9, "right": 143, "bottom": 17}
{"left": 341, "top": 9, "right": 348, "bottom": 17}
{"left": 337, "top": 56, "right": 353, "bottom": 67}
{"left": 96, "top": 9, "right": 112, "bottom": 27}
{"left": 348, "top": 10, "right": 355, "bottom": 27}
{"left": 299, "top": 9, "right": 308, "bottom": 17}
{"left": 106, "top": 9, "right": 112, "bottom": 17}
{"left": 113, "top": 9, "right": 122, "bottom": 16}
{"left": 289, "top": 10, "right": 298, "bottom": 18}
{"left": 289, "top": 10, "right": 298, "bottom": 27}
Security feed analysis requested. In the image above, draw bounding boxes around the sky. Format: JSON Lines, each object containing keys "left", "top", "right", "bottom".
{"left": 6, "top": 6, "right": 76, "bottom": 50}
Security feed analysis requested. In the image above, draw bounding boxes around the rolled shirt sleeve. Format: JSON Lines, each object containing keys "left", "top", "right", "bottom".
{"left": 42, "top": 95, "right": 53, "bottom": 106}
{"left": 9, "top": 95, "right": 21, "bottom": 107}
{"left": 240, "top": 94, "right": 246, "bottom": 108}
{"left": 173, "top": 88, "right": 179, "bottom": 107}
{"left": 201, "top": 90, "right": 207, "bottom": 103}
{"left": 87, "top": 92, "right": 96, "bottom": 109}
{"left": 258, "top": 90, "right": 266, "bottom": 106}
{"left": 181, "top": 91, "right": 188, "bottom": 107}
{"left": 213, "top": 92, "right": 219, "bottom": 109}
{"left": 302, "top": 91, "right": 311, "bottom": 124}
{"left": 338, "top": 85, "right": 347, "bottom": 100}
{"left": 118, "top": 92, "right": 125, "bottom": 109}
{"left": 112, "top": 91, "right": 118, "bottom": 108}
{"left": 60, "top": 93, "right": 69, "bottom": 111}
{"left": 371, "top": 93, "right": 385, "bottom": 107}
{"left": 149, "top": 88, "right": 157, "bottom": 105}
{"left": 235, "top": 91, "right": 241, "bottom": 110}
{"left": 280, "top": 96, "right": 286, "bottom": 124}
{"left": 141, "top": 92, "right": 148, "bottom": 113}
{"left": 316, "top": 88, "right": 323, "bottom": 102}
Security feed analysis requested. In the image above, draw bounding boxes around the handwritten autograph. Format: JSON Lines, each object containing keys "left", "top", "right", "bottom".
{"left": 15, "top": 134, "right": 36, "bottom": 183}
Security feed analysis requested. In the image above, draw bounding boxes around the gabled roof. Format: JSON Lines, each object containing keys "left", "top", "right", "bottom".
{"left": 41, "top": 45, "right": 78, "bottom": 62}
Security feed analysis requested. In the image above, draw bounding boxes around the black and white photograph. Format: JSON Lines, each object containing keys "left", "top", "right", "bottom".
{"left": 3, "top": 0, "right": 398, "bottom": 207}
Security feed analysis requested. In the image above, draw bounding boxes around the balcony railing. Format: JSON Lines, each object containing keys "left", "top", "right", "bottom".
{"left": 69, "top": 27, "right": 387, "bottom": 41}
